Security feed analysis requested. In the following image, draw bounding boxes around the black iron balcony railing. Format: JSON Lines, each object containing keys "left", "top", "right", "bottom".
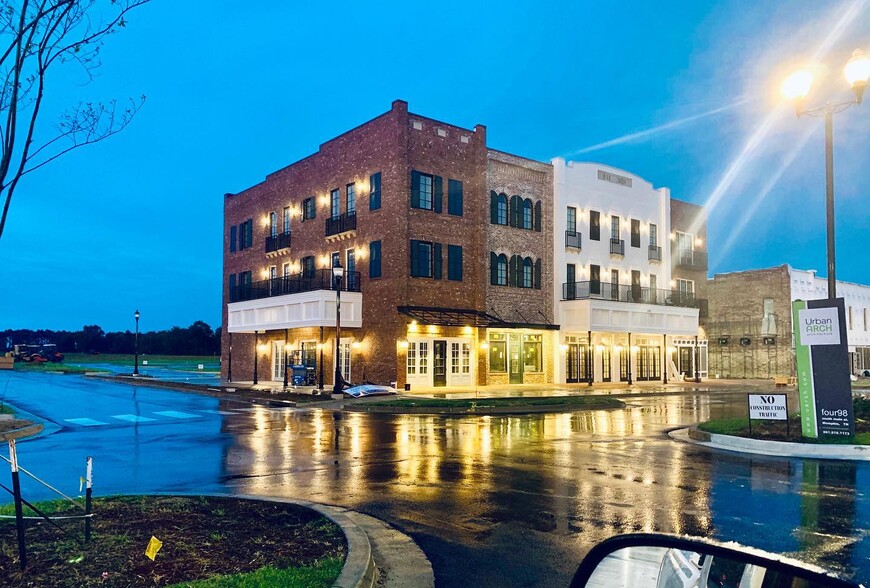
{"left": 675, "top": 247, "right": 708, "bottom": 271}
{"left": 230, "top": 269, "right": 361, "bottom": 303}
{"left": 265, "top": 231, "right": 292, "bottom": 253}
{"left": 565, "top": 230, "right": 582, "bottom": 250}
{"left": 610, "top": 238, "right": 625, "bottom": 255}
{"left": 325, "top": 211, "right": 357, "bottom": 237}
{"left": 648, "top": 245, "right": 662, "bottom": 262}
{"left": 561, "top": 281, "right": 706, "bottom": 310}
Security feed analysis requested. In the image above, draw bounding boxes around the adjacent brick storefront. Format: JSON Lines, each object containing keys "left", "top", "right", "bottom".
{"left": 705, "top": 265, "right": 795, "bottom": 379}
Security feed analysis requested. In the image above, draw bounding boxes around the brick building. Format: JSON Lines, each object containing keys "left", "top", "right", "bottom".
{"left": 707, "top": 265, "right": 870, "bottom": 378}
{"left": 222, "top": 100, "right": 556, "bottom": 389}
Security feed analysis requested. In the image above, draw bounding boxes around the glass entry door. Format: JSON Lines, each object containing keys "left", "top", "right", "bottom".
{"left": 509, "top": 333, "right": 523, "bottom": 384}
{"left": 433, "top": 340, "right": 447, "bottom": 387}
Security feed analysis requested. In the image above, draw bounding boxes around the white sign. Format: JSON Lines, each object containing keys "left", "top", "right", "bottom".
{"left": 748, "top": 394, "right": 787, "bottom": 420}
{"left": 797, "top": 307, "right": 840, "bottom": 346}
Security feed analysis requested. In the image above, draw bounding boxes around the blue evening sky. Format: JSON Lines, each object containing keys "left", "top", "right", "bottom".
{"left": 1, "top": 0, "right": 868, "bottom": 332}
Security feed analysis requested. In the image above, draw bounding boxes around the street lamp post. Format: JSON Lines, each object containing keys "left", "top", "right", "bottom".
{"left": 781, "top": 49, "right": 870, "bottom": 299}
{"left": 133, "top": 309, "right": 140, "bottom": 376}
{"left": 332, "top": 264, "right": 345, "bottom": 396}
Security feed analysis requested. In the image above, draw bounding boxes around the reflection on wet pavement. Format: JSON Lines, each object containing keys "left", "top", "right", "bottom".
{"left": 0, "top": 373, "right": 864, "bottom": 587}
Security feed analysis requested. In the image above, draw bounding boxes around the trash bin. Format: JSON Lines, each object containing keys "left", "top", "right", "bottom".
{"left": 291, "top": 365, "right": 308, "bottom": 386}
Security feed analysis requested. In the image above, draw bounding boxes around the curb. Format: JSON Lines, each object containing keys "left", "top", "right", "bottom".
{"left": 0, "top": 421, "right": 43, "bottom": 441}
{"left": 670, "top": 427, "right": 870, "bottom": 461}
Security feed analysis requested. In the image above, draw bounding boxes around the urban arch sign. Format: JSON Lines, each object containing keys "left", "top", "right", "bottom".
{"left": 792, "top": 298, "right": 855, "bottom": 438}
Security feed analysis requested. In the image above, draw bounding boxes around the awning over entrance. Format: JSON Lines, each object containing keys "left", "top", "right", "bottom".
{"left": 397, "top": 306, "right": 559, "bottom": 330}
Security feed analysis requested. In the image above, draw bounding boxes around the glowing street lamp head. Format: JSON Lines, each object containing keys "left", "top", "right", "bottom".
{"left": 781, "top": 69, "right": 814, "bottom": 101}
{"left": 845, "top": 48, "right": 870, "bottom": 103}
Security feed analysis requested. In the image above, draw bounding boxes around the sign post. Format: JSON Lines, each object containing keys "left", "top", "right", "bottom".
{"left": 747, "top": 394, "right": 789, "bottom": 438}
{"left": 792, "top": 298, "right": 854, "bottom": 439}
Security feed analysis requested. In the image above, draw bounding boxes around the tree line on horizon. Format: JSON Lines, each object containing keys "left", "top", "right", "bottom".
{"left": 1, "top": 321, "right": 221, "bottom": 356}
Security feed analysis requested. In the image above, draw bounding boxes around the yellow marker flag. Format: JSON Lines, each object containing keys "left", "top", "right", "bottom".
{"left": 144, "top": 536, "right": 163, "bottom": 561}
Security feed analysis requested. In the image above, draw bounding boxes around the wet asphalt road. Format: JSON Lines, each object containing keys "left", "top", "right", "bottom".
{"left": 1, "top": 371, "right": 867, "bottom": 586}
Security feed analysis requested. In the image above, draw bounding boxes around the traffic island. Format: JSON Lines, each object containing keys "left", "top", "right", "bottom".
{"left": 0, "top": 495, "right": 348, "bottom": 587}
{"left": 345, "top": 395, "right": 624, "bottom": 415}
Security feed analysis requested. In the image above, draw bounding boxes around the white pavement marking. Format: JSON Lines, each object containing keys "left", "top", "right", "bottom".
{"left": 153, "top": 411, "right": 199, "bottom": 419}
{"left": 112, "top": 414, "right": 156, "bottom": 423}
{"left": 64, "top": 418, "right": 109, "bottom": 427}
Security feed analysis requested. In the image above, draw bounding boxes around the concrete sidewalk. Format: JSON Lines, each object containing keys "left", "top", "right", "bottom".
{"left": 670, "top": 427, "right": 870, "bottom": 461}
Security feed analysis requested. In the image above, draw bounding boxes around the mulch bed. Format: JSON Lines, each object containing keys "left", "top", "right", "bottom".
{"left": 0, "top": 495, "right": 347, "bottom": 587}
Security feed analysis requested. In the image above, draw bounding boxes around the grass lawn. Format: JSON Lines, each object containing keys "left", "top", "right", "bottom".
{"left": 14, "top": 362, "right": 106, "bottom": 375}
{"left": 698, "top": 409, "right": 870, "bottom": 445}
{"left": 0, "top": 496, "right": 346, "bottom": 587}
{"left": 366, "top": 396, "right": 623, "bottom": 409}
{"left": 64, "top": 354, "right": 219, "bottom": 369}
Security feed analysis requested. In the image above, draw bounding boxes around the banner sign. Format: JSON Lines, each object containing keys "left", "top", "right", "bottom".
{"left": 792, "top": 298, "right": 854, "bottom": 438}
{"left": 748, "top": 394, "right": 787, "bottom": 420}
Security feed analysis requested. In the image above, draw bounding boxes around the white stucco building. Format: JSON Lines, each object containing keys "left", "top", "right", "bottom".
{"left": 551, "top": 159, "right": 706, "bottom": 384}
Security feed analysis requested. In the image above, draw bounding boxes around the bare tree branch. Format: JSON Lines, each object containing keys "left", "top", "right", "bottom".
{"left": 0, "top": 0, "right": 149, "bottom": 239}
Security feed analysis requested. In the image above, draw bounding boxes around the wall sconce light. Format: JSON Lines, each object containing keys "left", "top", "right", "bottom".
{"left": 261, "top": 215, "right": 270, "bottom": 227}
{"left": 284, "top": 343, "right": 292, "bottom": 352}
{"left": 260, "top": 269, "right": 269, "bottom": 279}
{"left": 408, "top": 321, "right": 419, "bottom": 333}
{"left": 670, "top": 232, "right": 677, "bottom": 241}
{"left": 560, "top": 344, "right": 569, "bottom": 352}
{"left": 631, "top": 345, "right": 640, "bottom": 353}
{"left": 667, "top": 346, "right": 676, "bottom": 353}
{"left": 257, "top": 344, "right": 268, "bottom": 353}
{"left": 320, "top": 255, "right": 330, "bottom": 267}
{"left": 615, "top": 345, "right": 623, "bottom": 352}
{"left": 695, "top": 237, "right": 703, "bottom": 247}
{"left": 316, "top": 343, "right": 324, "bottom": 351}
{"left": 427, "top": 325, "right": 438, "bottom": 334}
{"left": 669, "top": 279, "right": 676, "bottom": 287}
{"left": 463, "top": 325, "right": 473, "bottom": 335}
{"left": 356, "top": 180, "right": 367, "bottom": 194}
{"left": 356, "top": 247, "right": 367, "bottom": 260}
{"left": 595, "top": 345, "right": 605, "bottom": 352}
{"left": 318, "top": 194, "right": 329, "bottom": 206}
{"left": 398, "top": 340, "right": 409, "bottom": 349}
{"left": 481, "top": 342, "right": 490, "bottom": 350}
{"left": 352, "top": 341, "right": 361, "bottom": 350}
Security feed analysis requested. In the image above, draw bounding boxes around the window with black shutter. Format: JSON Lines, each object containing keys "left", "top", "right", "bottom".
{"left": 631, "top": 219, "right": 640, "bottom": 248}
{"left": 369, "top": 240, "right": 382, "bottom": 278}
{"left": 411, "top": 171, "right": 437, "bottom": 210}
{"left": 230, "top": 225, "right": 237, "bottom": 253}
{"left": 433, "top": 243, "right": 442, "bottom": 279}
{"left": 447, "top": 245, "right": 463, "bottom": 281}
{"left": 491, "top": 192, "right": 508, "bottom": 225}
{"left": 534, "top": 201, "right": 542, "bottom": 232}
{"left": 229, "top": 274, "right": 237, "bottom": 300}
{"left": 369, "top": 172, "right": 382, "bottom": 210}
{"left": 534, "top": 259, "right": 542, "bottom": 289}
{"left": 490, "top": 252, "right": 498, "bottom": 285}
{"left": 410, "top": 240, "right": 433, "bottom": 278}
{"left": 246, "top": 219, "right": 253, "bottom": 248}
{"left": 509, "top": 255, "right": 518, "bottom": 286}
{"left": 509, "top": 195, "right": 520, "bottom": 227}
{"left": 448, "top": 179, "right": 463, "bottom": 216}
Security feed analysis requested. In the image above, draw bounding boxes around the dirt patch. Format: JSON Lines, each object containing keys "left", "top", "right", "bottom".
{"left": 0, "top": 495, "right": 346, "bottom": 587}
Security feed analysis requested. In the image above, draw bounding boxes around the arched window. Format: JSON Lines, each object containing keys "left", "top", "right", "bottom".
{"left": 523, "top": 257, "right": 533, "bottom": 288}
{"left": 523, "top": 199, "right": 533, "bottom": 229}
{"left": 497, "top": 193, "right": 508, "bottom": 225}
{"left": 490, "top": 252, "right": 508, "bottom": 285}
{"left": 497, "top": 254, "right": 508, "bottom": 285}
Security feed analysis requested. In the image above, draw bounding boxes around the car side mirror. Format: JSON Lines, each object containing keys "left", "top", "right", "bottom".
{"left": 570, "top": 533, "right": 862, "bottom": 588}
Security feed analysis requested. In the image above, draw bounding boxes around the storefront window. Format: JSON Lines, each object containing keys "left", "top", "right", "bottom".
{"left": 489, "top": 333, "right": 507, "bottom": 372}
{"left": 523, "top": 334, "right": 542, "bottom": 372}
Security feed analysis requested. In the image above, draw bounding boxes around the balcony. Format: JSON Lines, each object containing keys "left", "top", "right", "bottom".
{"left": 325, "top": 211, "right": 357, "bottom": 238}
{"left": 561, "top": 281, "right": 705, "bottom": 309}
{"left": 265, "top": 231, "right": 291, "bottom": 253}
{"left": 230, "top": 269, "right": 361, "bottom": 303}
{"left": 565, "top": 230, "right": 582, "bottom": 250}
{"left": 675, "top": 248, "right": 708, "bottom": 271}
{"left": 609, "top": 238, "right": 625, "bottom": 256}
{"left": 648, "top": 245, "right": 662, "bottom": 262}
